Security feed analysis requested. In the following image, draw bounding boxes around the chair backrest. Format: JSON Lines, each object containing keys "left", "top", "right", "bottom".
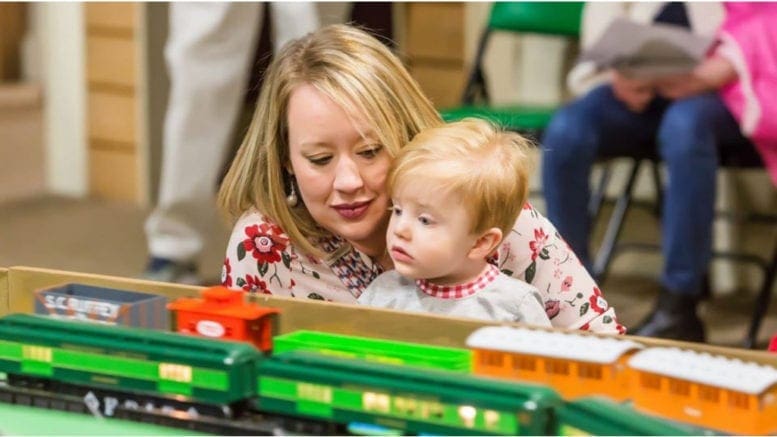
{"left": 488, "top": 2, "right": 583, "bottom": 37}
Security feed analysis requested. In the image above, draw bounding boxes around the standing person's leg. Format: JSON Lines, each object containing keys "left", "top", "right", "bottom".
{"left": 144, "top": 3, "right": 261, "bottom": 283}
{"left": 636, "top": 93, "right": 750, "bottom": 341}
{"left": 270, "top": 3, "right": 320, "bottom": 51}
{"left": 541, "top": 85, "right": 663, "bottom": 271}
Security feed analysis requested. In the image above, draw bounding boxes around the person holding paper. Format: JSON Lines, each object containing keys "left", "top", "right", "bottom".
{"left": 541, "top": 2, "right": 771, "bottom": 342}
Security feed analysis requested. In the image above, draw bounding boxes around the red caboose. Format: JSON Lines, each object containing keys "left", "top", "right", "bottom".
{"left": 167, "top": 286, "right": 279, "bottom": 352}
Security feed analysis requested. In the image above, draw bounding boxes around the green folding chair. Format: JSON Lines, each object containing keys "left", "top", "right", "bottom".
{"left": 440, "top": 2, "right": 583, "bottom": 136}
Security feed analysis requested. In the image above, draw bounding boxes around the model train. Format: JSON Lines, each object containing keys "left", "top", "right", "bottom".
{"left": 3, "top": 284, "right": 775, "bottom": 435}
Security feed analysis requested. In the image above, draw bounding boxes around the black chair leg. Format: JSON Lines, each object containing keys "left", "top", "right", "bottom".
{"left": 744, "top": 243, "right": 777, "bottom": 349}
{"left": 593, "top": 159, "right": 642, "bottom": 282}
{"left": 650, "top": 159, "right": 663, "bottom": 217}
{"left": 589, "top": 163, "right": 613, "bottom": 221}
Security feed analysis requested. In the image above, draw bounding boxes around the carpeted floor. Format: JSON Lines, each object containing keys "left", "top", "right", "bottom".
{"left": 1, "top": 194, "right": 774, "bottom": 350}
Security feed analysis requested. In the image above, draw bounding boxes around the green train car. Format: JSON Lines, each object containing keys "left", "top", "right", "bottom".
{"left": 0, "top": 313, "right": 261, "bottom": 407}
{"left": 256, "top": 350, "right": 561, "bottom": 435}
{"left": 273, "top": 330, "right": 472, "bottom": 372}
{"left": 557, "top": 397, "right": 716, "bottom": 436}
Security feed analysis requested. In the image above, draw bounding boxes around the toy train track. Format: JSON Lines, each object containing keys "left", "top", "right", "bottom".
{"left": 0, "top": 381, "right": 341, "bottom": 435}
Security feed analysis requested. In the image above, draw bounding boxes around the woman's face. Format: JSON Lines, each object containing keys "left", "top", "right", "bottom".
{"left": 287, "top": 84, "right": 392, "bottom": 255}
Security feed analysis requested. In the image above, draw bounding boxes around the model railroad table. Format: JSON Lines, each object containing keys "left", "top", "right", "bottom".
{"left": 0, "top": 402, "right": 206, "bottom": 435}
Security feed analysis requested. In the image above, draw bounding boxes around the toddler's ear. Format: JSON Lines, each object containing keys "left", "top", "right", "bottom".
{"left": 468, "top": 228, "right": 503, "bottom": 260}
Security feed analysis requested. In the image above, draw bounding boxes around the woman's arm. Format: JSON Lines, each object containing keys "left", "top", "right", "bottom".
{"left": 495, "top": 203, "right": 625, "bottom": 334}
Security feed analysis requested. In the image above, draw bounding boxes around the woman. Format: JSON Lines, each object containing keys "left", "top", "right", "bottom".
{"left": 218, "top": 25, "right": 623, "bottom": 334}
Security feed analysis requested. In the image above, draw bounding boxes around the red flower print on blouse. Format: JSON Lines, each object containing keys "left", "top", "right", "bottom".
{"left": 579, "top": 322, "right": 590, "bottom": 331}
{"left": 242, "top": 275, "right": 270, "bottom": 294}
{"left": 242, "top": 223, "right": 289, "bottom": 264}
{"left": 221, "top": 257, "right": 232, "bottom": 288}
{"left": 529, "top": 228, "right": 549, "bottom": 261}
{"left": 589, "top": 286, "right": 608, "bottom": 314}
{"left": 560, "top": 275, "right": 573, "bottom": 292}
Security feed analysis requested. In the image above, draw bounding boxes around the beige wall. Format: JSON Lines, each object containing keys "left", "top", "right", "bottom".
{"left": 38, "top": 2, "right": 87, "bottom": 197}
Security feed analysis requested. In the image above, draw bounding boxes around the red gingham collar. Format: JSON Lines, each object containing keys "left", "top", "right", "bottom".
{"left": 416, "top": 264, "right": 500, "bottom": 299}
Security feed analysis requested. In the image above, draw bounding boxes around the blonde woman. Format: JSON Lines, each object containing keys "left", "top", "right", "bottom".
{"left": 218, "top": 25, "right": 624, "bottom": 334}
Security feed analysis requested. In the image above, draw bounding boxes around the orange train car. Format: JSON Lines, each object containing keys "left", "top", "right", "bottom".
{"left": 627, "top": 347, "right": 777, "bottom": 435}
{"left": 167, "top": 286, "right": 280, "bottom": 352}
{"left": 466, "top": 326, "right": 642, "bottom": 401}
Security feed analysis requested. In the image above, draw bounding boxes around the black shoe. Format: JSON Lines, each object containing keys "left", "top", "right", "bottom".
{"left": 632, "top": 290, "right": 706, "bottom": 343}
{"left": 143, "top": 257, "right": 201, "bottom": 285}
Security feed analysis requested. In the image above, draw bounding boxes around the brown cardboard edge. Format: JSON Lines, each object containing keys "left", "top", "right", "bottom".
{"left": 0, "top": 267, "right": 8, "bottom": 316}
{"left": 6, "top": 266, "right": 776, "bottom": 365}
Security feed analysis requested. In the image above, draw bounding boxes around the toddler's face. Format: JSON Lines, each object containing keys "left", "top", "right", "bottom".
{"left": 387, "top": 185, "right": 481, "bottom": 285}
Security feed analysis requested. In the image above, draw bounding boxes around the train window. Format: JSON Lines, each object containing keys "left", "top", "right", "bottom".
{"left": 484, "top": 410, "right": 501, "bottom": 429}
{"left": 577, "top": 363, "right": 603, "bottom": 379}
{"left": 639, "top": 373, "right": 661, "bottom": 390}
{"left": 22, "top": 345, "right": 52, "bottom": 362}
{"left": 668, "top": 379, "right": 690, "bottom": 397}
{"left": 479, "top": 351, "right": 504, "bottom": 367}
{"left": 458, "top": 405, "right": 477, "bottom": 428}
{"left": 727, "top": 391, "right": 750, "bottom": 409}
{"left": 297, "top": 382, "right": 333, "bottom": 403}
{"left": 544, "top": 359, "right": 569, "bottom": 375}
{"left": 159, "top": 363, "right": 192, "bottom": 383}
{"left": 363, "top": 392, "right": 391, "bottom": 413}
{"left": 698, "top": 385, "right": 720, "bottom": 403}
{"left": 394, "top": 396, "right": 418, "bottom": 416}
{"left": 511, "top": 355, "right": 536, "bottom": 372}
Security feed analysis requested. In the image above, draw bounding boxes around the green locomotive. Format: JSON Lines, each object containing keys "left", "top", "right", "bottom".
{"left": 257, "top": 350, "right": 561, "bottom": 435}
{"left": 0, "top": 313, "right": 260, "bottom": 413}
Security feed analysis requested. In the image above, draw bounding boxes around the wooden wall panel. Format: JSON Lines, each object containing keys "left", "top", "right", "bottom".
{"left": 405, "top": 3, "right": 464, "bottom": 62}
{"left": 402, "top": 3, "right": 465, "bottom": 109}
{"left": 0, "top": 3, "right": 26, "bottom": 81}
{"left": 85, "top": 3, "right": 140, "bottom": 202}
{"left": 86, "top": 36, "right": 136, "bottom": 89}
{"left": 88, "top": 92, "right": 136, "bottom": 146}
{"left": 85, "top": 2, "right": 135, "bottom": 31}
{"left": 408, "top": 64, "right": 466, "bottom": 108}
{"left": 89, "top": 148, "right": 138, "bottom": 201}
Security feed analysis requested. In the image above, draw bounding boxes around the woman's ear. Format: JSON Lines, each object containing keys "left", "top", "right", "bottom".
{"left": 285, "top": 163, "right": 294, "bottom": 175}
{"left": 467, "top": 227, "right": 503, "bottom": 260}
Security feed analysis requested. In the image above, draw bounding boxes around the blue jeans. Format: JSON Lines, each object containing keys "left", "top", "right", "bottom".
{"left": 541, "top": 85, "right": 752, "bottom": 296}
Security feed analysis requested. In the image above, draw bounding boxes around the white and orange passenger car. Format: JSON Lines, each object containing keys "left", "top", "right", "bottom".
{"left": 466, "top": 326, "right": 642, "bottom": 401}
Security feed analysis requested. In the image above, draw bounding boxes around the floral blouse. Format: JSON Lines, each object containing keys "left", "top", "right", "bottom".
{"left": 222, "top": 203, "right": 625, "bottom": 334}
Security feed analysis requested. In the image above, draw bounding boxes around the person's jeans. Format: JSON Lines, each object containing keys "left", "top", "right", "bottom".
{"left": 541, "top": 85, "right": 751, "bottom": 297}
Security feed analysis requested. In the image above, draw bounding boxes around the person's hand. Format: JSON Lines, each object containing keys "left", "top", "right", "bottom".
{"left": 655, "top": 73, "right": 707, "bottom": 100}
{"left": 611, "top": 70, "right": 656, "bottom": 113}
{"left": 656, "top": 56, "right": 737, "bottom": 100}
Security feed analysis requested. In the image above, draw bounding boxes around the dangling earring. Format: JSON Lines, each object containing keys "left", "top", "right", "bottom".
{"left": 286, "top": 177, "right": 298, "bottom": 207}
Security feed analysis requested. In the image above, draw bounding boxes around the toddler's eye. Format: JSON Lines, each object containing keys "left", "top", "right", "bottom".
{"left": 419, "top": 216, "right": 432, "bottom": 226}
{"left": 391, "top": 205, "right": 402, "bottom": 216}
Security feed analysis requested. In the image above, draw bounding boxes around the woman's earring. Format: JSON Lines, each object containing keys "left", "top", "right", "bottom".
{"left": 286, "top": 178, "right": 298, "bottom": 207}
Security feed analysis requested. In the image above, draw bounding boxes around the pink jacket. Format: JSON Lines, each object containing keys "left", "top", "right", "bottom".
{"left": 717, "top": 3, "right": 777, "bottom": 185}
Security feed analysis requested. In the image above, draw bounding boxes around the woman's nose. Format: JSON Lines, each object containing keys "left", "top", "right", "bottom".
{"left": 332, "top": 157, "right": 363, "bottom": 192}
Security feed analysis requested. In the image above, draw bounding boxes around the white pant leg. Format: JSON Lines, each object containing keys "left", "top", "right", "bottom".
{"left": 270, "top": 2, "right": 321, "bottom": 51}
{"left": 145, "top": 2, "right": 261, "bottom": 262}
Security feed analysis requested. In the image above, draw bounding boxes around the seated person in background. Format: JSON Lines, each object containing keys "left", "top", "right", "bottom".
{"left": 540, "top": 2, "right": 772, "bottom": 342}
{"left": 358, "top": 119, "right": 552, "bottom": 328}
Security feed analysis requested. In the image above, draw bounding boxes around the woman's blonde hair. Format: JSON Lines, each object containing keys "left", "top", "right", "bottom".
{"left": 218, "top": 24, "right": 442, "bottom": 258}
{"left": 389, "top": 118, "right": 535, "bottom": 238}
